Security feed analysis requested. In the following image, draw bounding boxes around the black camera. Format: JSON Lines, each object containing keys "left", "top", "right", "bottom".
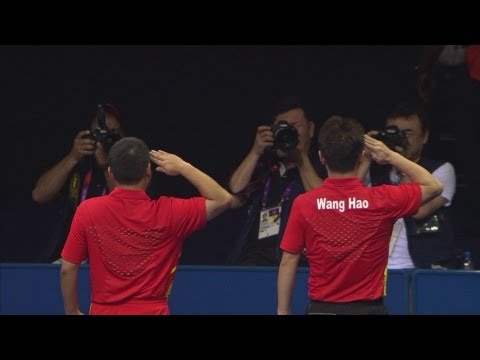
{"left": 372, "top": 125, "right": 407, "bottom": 151}
{"left": 90, "top": 104, "right": 121, "bottom": 153}
{"left": 272, "top": 120, "right": 299, "bottom": 152}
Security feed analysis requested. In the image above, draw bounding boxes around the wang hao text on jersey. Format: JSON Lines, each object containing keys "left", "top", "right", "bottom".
{"left": 316, "top": 197, "right": 369, "bottom": 213}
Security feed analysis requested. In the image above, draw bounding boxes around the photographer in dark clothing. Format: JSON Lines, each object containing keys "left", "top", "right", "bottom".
{"left": 226, "top": 97, "right": 325, "bottom": 266}
{"left": 32, "top": 104, "right": 124, "bottom": 263}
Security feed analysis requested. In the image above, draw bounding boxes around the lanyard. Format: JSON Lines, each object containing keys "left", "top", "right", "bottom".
{"left": 80, "top": 168, "right": 107, "bottom": 203}
{"left": 261, "top": 172, "right": 294, "bottom": 209}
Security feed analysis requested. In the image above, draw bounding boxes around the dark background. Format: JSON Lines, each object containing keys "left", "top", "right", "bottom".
{"left": 1, "top": 45, "right": 456, "bottom": 264}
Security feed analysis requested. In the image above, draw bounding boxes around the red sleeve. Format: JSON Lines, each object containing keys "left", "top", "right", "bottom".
{"left": 382, "top": 183, "right": 422, "bottom": 219}
{"left": 166, "top": 197, "right": 207, "bottom": 240}
{"left": 61, "top": 203, "right": 89, "bottom": 264}
{"left": 280, "top": 197, "right": 305, "bottom": 254}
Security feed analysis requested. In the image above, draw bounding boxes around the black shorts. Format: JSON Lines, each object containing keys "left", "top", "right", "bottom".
{"left": 307, "top": 298, "right": 388, "bottom": 315}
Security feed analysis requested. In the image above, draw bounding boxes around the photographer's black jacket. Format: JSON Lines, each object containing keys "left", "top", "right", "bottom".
{"left": 226, "top": 150, "right": 326, "bottom": 266}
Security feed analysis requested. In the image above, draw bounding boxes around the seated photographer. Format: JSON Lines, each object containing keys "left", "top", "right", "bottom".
{"left": 226, "top": 96, "right": 325, "bottom": 266}
{"left": 365, "top": 101, "right": 457, "bottom": 269}
{"left": 32, "top": 103, "right": 124, "bottom": 263}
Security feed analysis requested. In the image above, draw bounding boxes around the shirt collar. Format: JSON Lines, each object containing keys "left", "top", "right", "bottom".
{"left": 324, "top": 177, "right": 363, "bottom": 187}
{"left": 109, "top": 187, "right": 150, "bottom": 200}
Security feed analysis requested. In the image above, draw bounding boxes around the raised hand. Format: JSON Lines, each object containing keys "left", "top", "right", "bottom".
{"left": 149, "top": 149, "right": 189, "bottom": 176}
{"left": 288, "top": 131, "right": 311, "bottom": 165}
{"left": 363, "top": 134, "right": 394, "bottom": 166}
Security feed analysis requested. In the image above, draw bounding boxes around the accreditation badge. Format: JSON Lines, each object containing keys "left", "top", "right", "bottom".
{"left": 389, "top": 220, "right": 402, "bottom": 256}
{"left": 258, "top": 206, "right": 282, "bottom": 239}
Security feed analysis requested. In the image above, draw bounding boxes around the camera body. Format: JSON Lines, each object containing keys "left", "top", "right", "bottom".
{"left": 89, "top": 104, "right": 121, "bottom": 153}
{"left": 271, "top": 120, "right": 299, "bottom": 152}
{"left": 372, "top": 125, "right": 407, "bottom": 151}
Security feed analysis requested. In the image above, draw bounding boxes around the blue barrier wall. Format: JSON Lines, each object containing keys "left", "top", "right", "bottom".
{"left": 0, "top": 264, "right": 91, "bottom": 315}
{"left": 412, "top": 270, "right": 480, "bottom": 315}
{"left": 169, "top": 266, "right": 309, "bottom": 315}
{"left": 384, "top": 269, "right": 410, "bottom": 315}
{"left": 0, "top": 264, "right": 413, "bottom": 315}
{"left": 170, "top": 267, "right": 410, "bottom": 314}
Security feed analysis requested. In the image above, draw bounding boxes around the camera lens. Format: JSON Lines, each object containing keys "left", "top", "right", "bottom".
{"left": 372, "top": 125, "right": 407, "bottom": 151}
{"left": 273, "top": 120, "right": 299, "bottom": 152}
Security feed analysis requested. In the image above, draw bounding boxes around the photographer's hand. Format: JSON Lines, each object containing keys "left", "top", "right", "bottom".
{"left": 228, "top": 126, "right": 274, "bottom": 195}
{"left": 70, "top": 130, "right": 96, "bottom": 162}
{"left": 289, "top": 137, "right": 323, "bottom": 191}
{"left": 252, "top": 126, "right": 274, "bottom": 156}
{"left": 32, "top": 130, "right": 95, "bottom": 204}
{"left": 289, "top": 128, "right": 311, "bottom": 164}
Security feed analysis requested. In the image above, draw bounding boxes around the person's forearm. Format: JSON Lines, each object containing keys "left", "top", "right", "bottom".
{"left": 32, "top": 154, "right": 79, "bottom": 203}
{"left": 389, "top": 152, "right": 437, "bottom": 188}
{"left": 277, "top": 262, "right": 296, "bottom": 315}
{"left": 412, "top": 196, "right": 447, "bottom": 220}
{"left": 180, "top": 163, "right": 231, "bottom": 203}
{"left": 277, "top": 252, "right": 300, "bottom": 315}
{"left": 181, "top": 163, "right": 232, "bottom": 220}
{"left": 229, "top": 150, "right": 261, "bottom": 193}
{"left": 60, "top": 266, "right": 80, "bottom": 315}
{"left": 388, "top": 152, "right": 442, "bottom": 203}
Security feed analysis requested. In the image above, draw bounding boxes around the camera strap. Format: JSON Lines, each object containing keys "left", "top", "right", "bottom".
{"left": 261, "top": 173, "right": 295, "bottom": 209}
{"left": 68, "top": 171, "right": 81, "bottom": 209}
{"left": 80, "top": 168, "right": 107, "bottom": 203}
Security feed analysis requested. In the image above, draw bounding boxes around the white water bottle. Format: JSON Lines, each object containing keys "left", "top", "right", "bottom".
{"left": 463, "top": 251, "right": 474, "bottom": 270}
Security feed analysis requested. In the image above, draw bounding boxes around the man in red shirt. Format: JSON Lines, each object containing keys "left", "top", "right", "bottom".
{"left": 277, "top": 116, "right": 442, "bottom": 315}
{"left": 60, "top": 137, "right": 232, "bottom": 315}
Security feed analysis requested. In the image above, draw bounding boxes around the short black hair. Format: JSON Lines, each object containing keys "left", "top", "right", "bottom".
{"left": 386, "top": 101, "right": 430, "bottom": 134}
{"left": 108, "top": 137, "right": 150, "bottom": 185}
{"left": 271, "top": 95, "right": 314, "bottom": 123}
{"left": 318, "top": 115, "right": 364, "bottom": 173}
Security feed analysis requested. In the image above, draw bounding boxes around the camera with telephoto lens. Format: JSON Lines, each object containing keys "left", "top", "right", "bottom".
{"left": 372, "top": 125, "right": 408, "bottom": 151}
{"left": 89, "top": 104, "right": 121, "bottom": 153}
{"left": 272, "top": 120, "right": 299, "bottom": 152}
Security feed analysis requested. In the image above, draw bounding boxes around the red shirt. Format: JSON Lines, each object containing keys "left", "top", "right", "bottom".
{"left": 61, "top": 187, "right": 206, "bottom": 315}
{"left": 280, "top": 178, "right": 421, "bottom": 303}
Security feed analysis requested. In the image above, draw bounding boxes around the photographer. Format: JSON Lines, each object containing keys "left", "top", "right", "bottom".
{"left": 226, "top": 96, "right": 325, "bottom": 266}
{"left": 366, "top": 101, "right": 457, "bottom": 269}
{"left": 32, "top": 103, "right": 124, "bottom": 263}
